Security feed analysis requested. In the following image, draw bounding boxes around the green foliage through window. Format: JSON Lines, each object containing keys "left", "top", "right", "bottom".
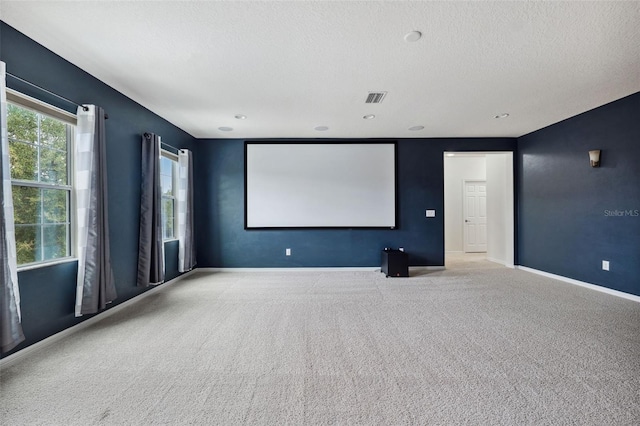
{"left": 160, "top": 153, "right": 177, "bottom": 240}
{"left": 8, "top": 102, "right": 72, "bottom": 265}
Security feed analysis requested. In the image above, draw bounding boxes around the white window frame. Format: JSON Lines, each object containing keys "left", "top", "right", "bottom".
{"left": 160, "top": 149, "right": 178, "bottom": 242}
{"left": 7, "top": 89, "right": 77, "bottom": 270}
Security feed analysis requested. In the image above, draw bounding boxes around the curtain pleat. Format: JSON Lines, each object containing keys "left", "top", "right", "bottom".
{"left": 75, "top": 105, "right": 117, "bottom": 317}
{"left": 177, "top": 149, "right": 196, "bottom": 272}
{"left": 1, "top": 61, "right": 26, "bottom": 353}
{"left": 137, "top": 133, "right": 164, "bottom": 287}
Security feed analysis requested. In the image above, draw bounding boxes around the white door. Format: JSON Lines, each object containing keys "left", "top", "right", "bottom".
{"left": 464, "top": 181, "right": 487, "bottom": 253}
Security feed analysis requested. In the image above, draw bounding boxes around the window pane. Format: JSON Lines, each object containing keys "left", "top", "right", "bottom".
{"left": 160, "top": 156, "right": 173, "bottom": 174}
{"left": 40, "top": 146, "right": 68, "bottom": 185}
{"left": 42, "top": 224, "right": 68, "bottom": 261}
{"left": 15, "top": 225, "right": 39, "bottom": 265}
{"left": 40, "top": 116, "right": 68, "bottom": 150}
{"left": 161, "top": 174, "right": 173, "bottom": 196}
{"left": 9, "top": 140, "right": 38, "bottom": 181}
{"left": 9, "top": 97, "right": 74, "bottom": 266}
{"left": 7, "top": 104, "right": 37, "bottom": 144}
{"left": 162, "top": 197, "right": 174, "bottom": 239}
{"left": 160, "top": 156, "right": 173, "bottom": 195}
{"left": 12, "top": 185, "right": 40, "bottom": 225}
{"left": 43, "top": 189, "right": 68, "bottom": 224}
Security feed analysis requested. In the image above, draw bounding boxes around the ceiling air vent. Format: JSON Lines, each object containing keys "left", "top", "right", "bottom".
{"left": 365, "top": 92, "right": 387, "bottom": 104}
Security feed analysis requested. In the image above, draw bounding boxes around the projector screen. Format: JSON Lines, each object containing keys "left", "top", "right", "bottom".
{"left": 245, "top": 142, "right": 396, "bottom": 228}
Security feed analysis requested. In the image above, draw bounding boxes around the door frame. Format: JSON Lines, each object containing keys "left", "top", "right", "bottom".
{"left": 443, "top": 152, "right": 515, "bottom": 267}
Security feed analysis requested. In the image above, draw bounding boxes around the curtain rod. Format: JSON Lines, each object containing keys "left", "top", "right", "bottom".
{"left": 143, "top": 132, "right": 183, "bottom": 153}
{"left": 6, "top": 72, "right": 109, "bottom": 118}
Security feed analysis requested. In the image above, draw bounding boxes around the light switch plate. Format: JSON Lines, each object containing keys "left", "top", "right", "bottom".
{"left": 602, "top": 260, "right": 609, "bottom": 271}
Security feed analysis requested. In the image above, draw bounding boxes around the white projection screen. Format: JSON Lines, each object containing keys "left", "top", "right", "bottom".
{"left": 245, "top": 142, "right": 397, "bottom": 228}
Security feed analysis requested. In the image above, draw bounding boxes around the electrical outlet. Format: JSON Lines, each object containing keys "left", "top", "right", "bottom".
{"left": 286, "top": 248, "right": 291, "bottom": 256}
{"left": 602, "top": 260, "right": 609, "bottom": 271}
{"left": 426, "top": 210, "right": 436, "bottom": 217}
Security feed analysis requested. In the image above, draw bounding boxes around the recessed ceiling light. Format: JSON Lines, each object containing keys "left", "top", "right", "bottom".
{"left": 234, "top": 114, "right": 247, "bottom": 120}
{"left": 404, "top": 31, "right": 422, "bottom": 42}
{"left": 494, "top": 113, "right": 510, "bottom": 119}
{"left": 363, "top": 114, "right": 375, "bottom": 120}
{"left": 408, "top": 125, "right": 424, "bottom": 131}
{"left": 314, "top": 126, "right": 329, "bottom": 131}
{"left": 218, "top": 126, "right": 233, "bottom": 131}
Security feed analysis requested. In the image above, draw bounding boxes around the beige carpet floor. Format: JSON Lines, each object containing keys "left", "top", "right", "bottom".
{"left": 1, "top": 260, "right": 639, "bottom": 425}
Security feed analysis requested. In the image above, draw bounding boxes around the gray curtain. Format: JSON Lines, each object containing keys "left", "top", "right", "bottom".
{"left": 75, "top": 105, "right": 117, "bottom": 316}
{"left": 0, "top": 180, "right": 24, "bottom": 353}
{"left": 1, "top": 61, "right": 25, "bottom": 353}
{"left": 177, "top": 149, "right": 196, "bottom": 272}
{"left": 137, "top": 133, "right": 164, "bottom": 287}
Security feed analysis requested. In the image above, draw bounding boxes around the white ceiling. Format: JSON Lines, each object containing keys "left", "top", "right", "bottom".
{"left": 2, "top": 1, "right": 639, "bottom": 140}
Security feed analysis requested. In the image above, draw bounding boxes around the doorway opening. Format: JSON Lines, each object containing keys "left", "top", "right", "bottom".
{"left": 443, "top": 152, "right": 514, "bottom": 268}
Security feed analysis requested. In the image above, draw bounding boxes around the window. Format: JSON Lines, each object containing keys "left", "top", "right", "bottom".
{"left": 160, "top": 151, "right": 178, "bottom": 240}
{"left": 7, "top": 92, "right": 75, "bottom": 266}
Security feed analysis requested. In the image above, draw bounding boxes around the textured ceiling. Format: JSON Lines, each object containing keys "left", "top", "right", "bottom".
{"left": 2, "top": 1, "right": 639, "bottom": 139}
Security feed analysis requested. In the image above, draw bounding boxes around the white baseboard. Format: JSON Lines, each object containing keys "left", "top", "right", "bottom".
{"left": 0, "top": 269, "right": 198, "bottom": 369}
{"left": 486, "top": 257, "right": 515, "bottom": 269}
{"left": 411, "top": 266, "right": 446, "bottom": 271}
{"left": 198, "top": 266, "right": 446, "bottom": 273}
{"left": 516, "top": 266, "right": 640, "bottom": 303}
{"left": 199, "top": 267, "right": 380, "bottom": 272}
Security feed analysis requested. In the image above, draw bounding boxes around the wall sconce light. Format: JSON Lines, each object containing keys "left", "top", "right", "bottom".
{"left": 589, "top": 150, "right": 601, "bottom": 167}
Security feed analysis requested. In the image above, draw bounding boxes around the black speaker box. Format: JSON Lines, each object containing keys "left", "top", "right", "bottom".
{"left": 381, "top": 249, "right": 408, "bottom": 277}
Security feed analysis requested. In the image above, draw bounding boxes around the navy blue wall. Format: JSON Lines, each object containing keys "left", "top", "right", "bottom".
{"left": 1, "top": 22, "right": 195, "bottom": 356}
{"left": 517, "top": 92, "right": 640, "bottom": 296}
{"left": 193, "top": 138, "right": 515, "bottom": 268}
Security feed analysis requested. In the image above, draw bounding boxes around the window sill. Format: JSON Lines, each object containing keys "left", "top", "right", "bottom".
{"left": 164, "top": 238, "right": 179, "bottom": 243}
{"left": 17, "top": 257, "right": 78, "bottom": 272}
